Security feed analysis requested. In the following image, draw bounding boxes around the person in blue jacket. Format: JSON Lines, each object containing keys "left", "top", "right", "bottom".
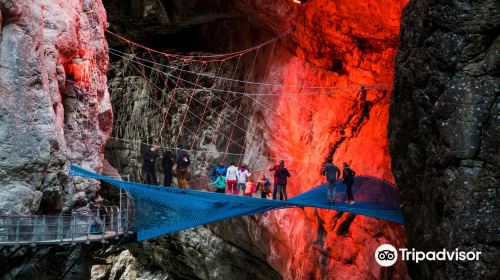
{"left": 210, "top": 161, "right": 227, "bottom": 182}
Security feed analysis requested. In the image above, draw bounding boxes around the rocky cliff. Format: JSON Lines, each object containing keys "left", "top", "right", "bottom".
{"left": 0, "top": 0, "right": 110, "bottom": 215}
{"left": 0, "top": 0, "right": 110, "bottom": 278}
{"left": 390, "top": 0, "right": 499, "bottom": 279}
{"left": 4, "top": 0, "right": 496, "bottom": 279}
{"left": 100, "top": 0, "right": 409, "bottom": 279}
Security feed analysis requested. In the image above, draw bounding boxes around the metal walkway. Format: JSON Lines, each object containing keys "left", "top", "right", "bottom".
{"left": 0, "top": 206, "right": 130, "bottom": 247}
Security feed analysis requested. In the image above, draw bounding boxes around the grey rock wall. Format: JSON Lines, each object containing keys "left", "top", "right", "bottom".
{"left": 0, "top": 0, "right": 110, "bottom": 279}
{"left": 105, "top": 55, "right": 254, "bottom": 183}
{"left": 0, "top": 0, "right": 111, "bottom": 216}
{"left": 390, "top": 0, "right": 499, "bottom": 278}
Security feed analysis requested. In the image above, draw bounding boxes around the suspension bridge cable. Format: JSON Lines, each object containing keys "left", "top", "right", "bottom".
{"left": 107, "top": 47, "right": 391, "bottom": 90}
{"left": 224, "top": 47, "right": 260, "bottom": 163}
{"left": 109, "top": 63, "right": 255, "bottom": 160}
{"left": 160, "top": 68, "right": 300, "bottom": 154}
{"left": 239, "top": 40, "right": 278, "bottom": 165}
{"left": 110, "top": 60, "right": 295, "bottom": 161}
{"left": 106, "top": 28, "right": 293, "bottom": 61}
{"left": 106, "top": 136, "right": 287, "bottom": 161}
{"left": 208, "top": 55, "right": 241, "bottom": 153}
{"left": 108, "top": 49, "right": 388, "bottom": 96}
{"left": 174, "top": 61, "right": 202, "bottom": 148}
{"left": 109, "top": 49, "right": 315, "bottom": 141}
{"left": 87, "top": 40, "right": 388, "bottom": 137}
{"left": 159, "top": 59, "right": 187, "bottom": 141}
{"left": 109, "top": 49, "right": 359, "bottom": 138}
{"left": 190, "top": 61, "right": 225, "bottom": 151}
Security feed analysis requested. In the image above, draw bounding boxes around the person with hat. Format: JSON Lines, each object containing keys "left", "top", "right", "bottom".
{"left": 237, "top": 163, "right": 252, "bottom": 195}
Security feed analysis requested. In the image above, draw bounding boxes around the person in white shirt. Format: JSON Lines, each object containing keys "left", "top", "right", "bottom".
{"left": 237, "top": 163, "right": 251, "bottom": 195}
{"left": 225, "top": 162, "right": 239, "bottom": 195}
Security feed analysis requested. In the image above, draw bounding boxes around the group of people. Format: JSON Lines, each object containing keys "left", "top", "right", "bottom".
{"left": 208, "top": 160, "right": 291, "bottom": 200}
{"left": 208, "top": 161, "right": 251, "bottom": 195}
{"left": 142, "top": 144, "right": 191, "bottom": 189}
{"left": 142, "top": 144, "right": 356, "bottom": 204}
{"left": 323, "top": 159, "right": 356, "bottom": 204}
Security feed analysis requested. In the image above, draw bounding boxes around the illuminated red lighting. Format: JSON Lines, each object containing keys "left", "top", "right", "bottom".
{"left": 67, "top": 58, "right": 91, "bottom": 83}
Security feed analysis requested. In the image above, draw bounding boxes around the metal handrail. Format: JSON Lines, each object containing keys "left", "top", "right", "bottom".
{"left": 0, "top": 206, "right": 129, "bottom": 246}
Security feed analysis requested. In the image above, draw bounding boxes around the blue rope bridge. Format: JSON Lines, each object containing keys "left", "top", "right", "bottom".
{"left": 69, "top": 165, "right": 404, "bottom": 241}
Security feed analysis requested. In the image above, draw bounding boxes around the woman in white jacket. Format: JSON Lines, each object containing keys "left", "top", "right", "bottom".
{"left": 237, "top": 164, "right": 251, "bottom": 195}
{"left": 225, "top": 162, "right": 239, "bottom": 195}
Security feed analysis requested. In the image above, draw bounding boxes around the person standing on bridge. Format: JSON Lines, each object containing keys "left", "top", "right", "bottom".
{"left": 175, "top": 145, "right": 191, "bottom": 188}
{"left": 143, "top": 144, "right": 159, "bottom": 185}
{"left": 210, "top": 161, "right": 227, "bottom": 182}
{"left": 269, "top": 162, "right": 281, "bottom": 200}
{"left": 161, "top": 149, "right": 175, "bottom": 187}
{"left": 275, "top": 160, "right": 291, "bottom": 200}
{"left": 343, "top": 162, "right": 356, "bottom": 204}
{"left": 323, "top": 159, "right": 341, "bottom": 204}
{"left": 209, "top": 172, "right": 227, "bottom": 193}
{"left": 237, "top": 163, "right": 251, "bottom": 195}
{"left": 225, "top": 162, "right": 239, "bottom": 195}
{"left": 256, "top": 174, "right": 272, "bottom": 198}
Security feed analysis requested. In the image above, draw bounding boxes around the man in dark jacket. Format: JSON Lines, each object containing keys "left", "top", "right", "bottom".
{"left": 175, "top": 145, "right": 190, "bottom": 188}
{"left": 269, "top": 163, "right": 280, "bottom": 200}
{"left": 343, "top": 162, "right": 356, "bottom": 204}
{"left": 323, "top": 159, "right": 341, "bottom": 204}
{"left": 143, "top": 144, "right": 159, "bottom": 185}
{"left": 274, "top": 160, "right": 291, "bottom": 200}
{"left": 161, "top": 149, "right": 175, "bottom": 187}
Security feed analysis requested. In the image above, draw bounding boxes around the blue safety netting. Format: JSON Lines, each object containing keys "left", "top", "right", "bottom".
{"left": 69, "top": 165, "right": 404, "bottom": 241}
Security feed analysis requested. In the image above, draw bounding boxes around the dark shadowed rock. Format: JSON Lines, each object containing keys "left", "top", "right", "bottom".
{"left": 390, "top": 0, "right": 500, "bottom": 278}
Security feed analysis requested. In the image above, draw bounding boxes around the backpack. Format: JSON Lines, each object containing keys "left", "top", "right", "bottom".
{"left": 177, "top": 150, "right": 190, "bottom": 168}
{"left": 90, "top": 220, "right": 103, "bottom": 234}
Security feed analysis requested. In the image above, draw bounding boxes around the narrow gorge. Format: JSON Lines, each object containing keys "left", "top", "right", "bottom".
{"left": 0, "top": 0, "right": 497, "bottom": 279}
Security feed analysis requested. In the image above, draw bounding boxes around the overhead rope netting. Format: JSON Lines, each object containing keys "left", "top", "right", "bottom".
{"left": 98, "top": 29, "right": 392, "bottom": 180}
{"left": 70, "top": 165, "right": 404, "bottom": 241}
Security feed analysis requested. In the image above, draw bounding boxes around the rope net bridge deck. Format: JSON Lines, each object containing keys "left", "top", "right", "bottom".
{"left": 69, "top": 165, "right": 404, "bottom": 242}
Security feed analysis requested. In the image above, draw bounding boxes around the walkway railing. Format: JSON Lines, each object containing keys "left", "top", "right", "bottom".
{"left": 0, "top": 206, "right": 130, "bottom": 246}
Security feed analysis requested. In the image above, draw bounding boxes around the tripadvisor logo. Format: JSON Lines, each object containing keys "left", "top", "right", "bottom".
{"left": 375, "top": 244, "right": 398, "bottom": 267}
{"left": 374, "top": 244, "right": 482, "bottom": 266}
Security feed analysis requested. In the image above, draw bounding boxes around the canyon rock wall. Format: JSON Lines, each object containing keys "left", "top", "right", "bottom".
{"left": 0, "top": 0, "right": 110, "bottom": 278}
{"left": 390, "top": 0, "right": 499, "bottom": 279}
{"left": 101, "top": 0, "right": 409, "bottom": 279}
{"left": 0, "top": 0, "right": 110, "bottom": 215}
{"left": 235, "top": 1, "right": 408, "bottom": 278}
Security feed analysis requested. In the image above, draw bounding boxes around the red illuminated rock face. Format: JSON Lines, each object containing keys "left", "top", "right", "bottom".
{"left": 0, "top": 0, "right": 110, "bottom": 215}
{"left": 234, "top": 0, "right": 410, "bottom": 278}
{"left": 101, "top": 0, "right": 410, "bottom": 278}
